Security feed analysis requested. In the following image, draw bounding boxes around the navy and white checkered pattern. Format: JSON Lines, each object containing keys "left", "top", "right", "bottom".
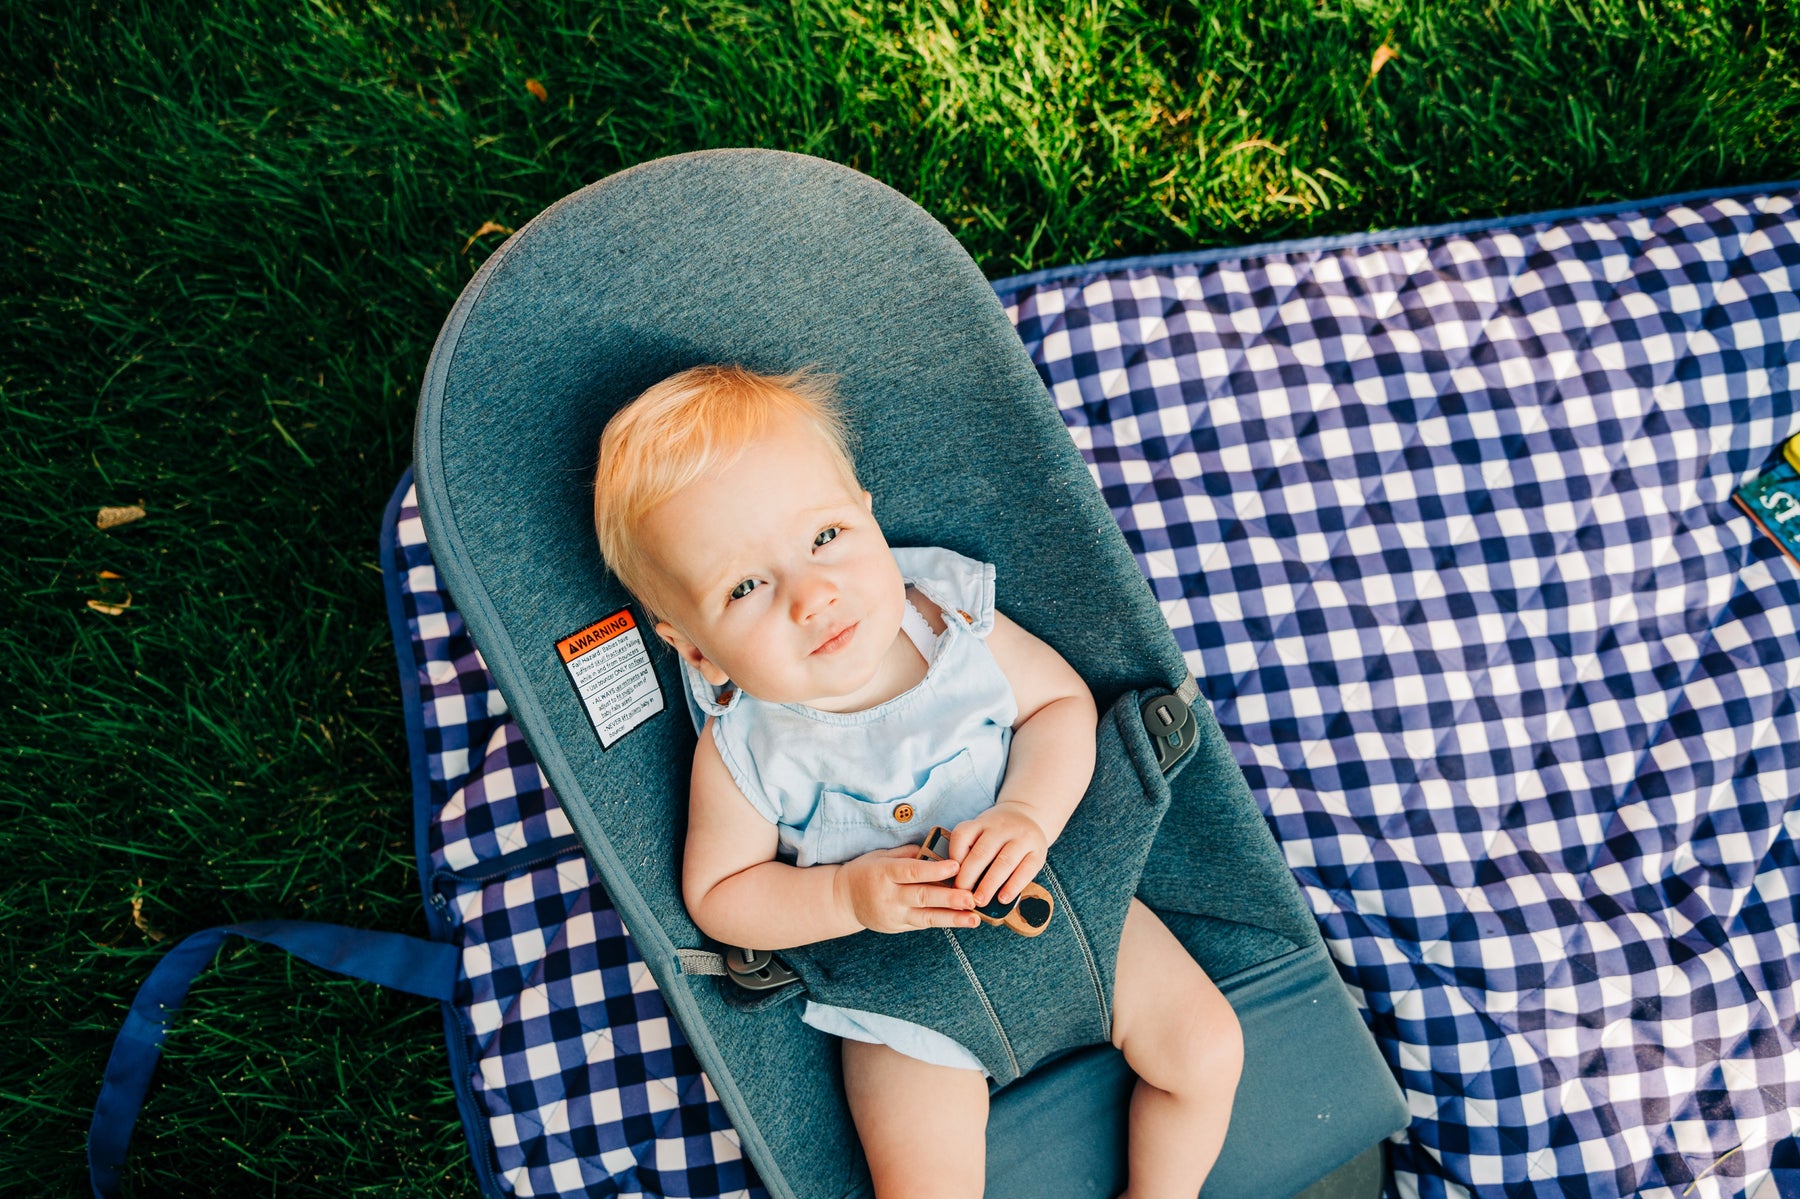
{"left": 1002, "top": 192, "right": 1800, "bottom": 1199}
{"left": 390, "top": 188, "right": 1800, "bottom": 1198}
{"left": 392, "top": 501, "right": 759, "bottom": 1199}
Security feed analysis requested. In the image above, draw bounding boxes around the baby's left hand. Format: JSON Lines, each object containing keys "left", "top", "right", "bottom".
{"left": 947, "top": 803, "right": 1049, "bottom": 907}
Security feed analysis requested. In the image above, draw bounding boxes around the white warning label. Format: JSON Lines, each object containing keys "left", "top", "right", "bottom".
{"left": 557, "top": 609, "right": 664, "bottom": 749}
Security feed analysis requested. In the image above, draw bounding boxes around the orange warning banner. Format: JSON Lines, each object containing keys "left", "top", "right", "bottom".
{"left": 557, "top": 610, "right": 637, "bottom": 663}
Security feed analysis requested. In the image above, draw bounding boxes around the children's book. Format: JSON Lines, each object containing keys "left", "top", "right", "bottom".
{"left": 1733, "top": 435, "right": 1800, "bottom": 572}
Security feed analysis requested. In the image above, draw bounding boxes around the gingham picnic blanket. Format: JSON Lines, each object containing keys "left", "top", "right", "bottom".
{"left": 386, "top": 185, "right": 1800, "bottom": 1199}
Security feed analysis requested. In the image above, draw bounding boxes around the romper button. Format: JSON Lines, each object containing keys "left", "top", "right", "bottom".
{"left": 894, "top": 803, "right": 915, "bottom": 824}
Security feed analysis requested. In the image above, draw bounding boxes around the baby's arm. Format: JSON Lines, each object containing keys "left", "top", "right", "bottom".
{"left": 682, "top": 727, "right": 979, "bottom": 951}
{"left": 947, "top": 611, "right": 1098, "bottom": 905}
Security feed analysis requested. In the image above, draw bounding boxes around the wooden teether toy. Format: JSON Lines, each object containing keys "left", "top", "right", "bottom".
{"left": 916, "top": 826, "right": 1054, "bottom": 937}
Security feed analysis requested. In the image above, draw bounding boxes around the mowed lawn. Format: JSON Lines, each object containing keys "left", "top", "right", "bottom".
{"left": 4, "top": 0, "right": 1797, "bottom": 1193}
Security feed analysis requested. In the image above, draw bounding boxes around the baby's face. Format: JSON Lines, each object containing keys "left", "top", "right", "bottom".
{"left": 642, "top": 416, "right": 906, "bottom": 710}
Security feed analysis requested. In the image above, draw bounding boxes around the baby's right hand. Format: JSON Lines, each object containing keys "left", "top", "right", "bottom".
{"left": 834, "top": 846, "right": 980, "bottom": 934}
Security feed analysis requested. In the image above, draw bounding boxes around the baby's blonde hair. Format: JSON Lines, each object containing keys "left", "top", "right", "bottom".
{"left": 594, "top": 364, "right": 858, "bottom": 618}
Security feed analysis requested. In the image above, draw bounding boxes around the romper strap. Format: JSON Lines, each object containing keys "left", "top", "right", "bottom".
{"left": 891, "top": 546, "right": 995, "bottom": 636}
{"left": 899, "top": 596, "right": 938, "bottom": 660}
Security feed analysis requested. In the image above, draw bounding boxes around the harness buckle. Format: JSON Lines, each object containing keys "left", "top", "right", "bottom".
{"left": 1141, "top": 692, "right": 1198, "bottom": 773}
{"left": 725, "top": 946, "right": 800, "bottom": 992}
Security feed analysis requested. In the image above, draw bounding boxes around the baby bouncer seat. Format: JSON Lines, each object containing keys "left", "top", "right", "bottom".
{"left": 412, "top": 149, "right": 1407, "bottom": 1198}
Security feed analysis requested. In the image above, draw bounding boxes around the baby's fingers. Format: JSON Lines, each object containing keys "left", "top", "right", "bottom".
{"left": 890, "top": 855, "right": 962, "bottom": 884}
{"left": 993, "top": 852, "right": 1046, "bottom": 906}
{"left": 973, "top": 841, "right": 1032, "bottom": 905}
{"left": 946, "top": 821, "right": 984, "bottom": 865}
{"left": 954, "top": 831, "right": 1003, "bottom": 892}
{"left": 899, "top": 883, "right": 975, "bottom": 913}
{"left": 904, "top": 894, "right": 980, "bottom": 930}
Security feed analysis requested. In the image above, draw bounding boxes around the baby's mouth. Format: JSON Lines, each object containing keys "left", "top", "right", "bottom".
{"left": 811, "top": 622, "right": 858, "bottom": 656}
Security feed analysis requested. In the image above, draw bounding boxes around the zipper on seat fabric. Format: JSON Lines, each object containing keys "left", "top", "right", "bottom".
{"left": 427, "top": 834, "right": 587, "bottom": 917}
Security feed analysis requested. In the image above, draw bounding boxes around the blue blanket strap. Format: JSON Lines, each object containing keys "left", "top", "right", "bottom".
{"left": 87, "top": 919, "right": 458, "bottom": 1199}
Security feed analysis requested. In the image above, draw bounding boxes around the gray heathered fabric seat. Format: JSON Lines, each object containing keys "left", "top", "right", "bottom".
{"left": 413, "top": 149, "right": 1407, "bottom": 1199}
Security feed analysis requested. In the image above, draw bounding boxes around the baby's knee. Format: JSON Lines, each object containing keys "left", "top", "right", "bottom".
{"left": 1205, "top": 999, "right": 1245, "bottom": 1087}
{"left": 1167, "top": 993, "right": 1244, "bottom": 1095}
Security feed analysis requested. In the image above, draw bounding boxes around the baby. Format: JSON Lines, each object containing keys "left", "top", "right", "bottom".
{"left": 593, "top": 365, "right": 1243, "bottom": 1199}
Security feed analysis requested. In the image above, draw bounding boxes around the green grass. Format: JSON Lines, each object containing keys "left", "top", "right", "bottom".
{"left": 3, "top": 0, "right": 1796, "bottom": 1192}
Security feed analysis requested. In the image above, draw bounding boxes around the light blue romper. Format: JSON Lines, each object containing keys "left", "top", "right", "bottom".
{"left": 682, "top": 546, "right": 1016, "bottom": 1073}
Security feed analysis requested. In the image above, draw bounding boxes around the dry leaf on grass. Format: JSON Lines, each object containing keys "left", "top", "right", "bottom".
{"left": 98, "top": 569, "right": 122, "bottom": 579}
{"left": 525, "top": 77, "right": 548, "bottom": 103}
{"left": 131, "top": 882, "right": 165, "bottom": 942}
{"left": 461, "top": 220, "right": 516, "bottom": 254}
{"left": 87, "top": 593, "right": 132, "bottom": 616}
{"left": 1366, "top": 43, "right": 1399, "bottom": 87}
{"left": 96, "top": 504, "right": 145, "bottom": 530}
{"left": 1224, "top": 137, "right": 1284, "bottom": 157}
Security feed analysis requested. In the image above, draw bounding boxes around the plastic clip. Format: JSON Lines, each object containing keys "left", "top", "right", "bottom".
{"left": 725, "top": 946, "right": 800, "bottom": 992}
{"left": 1141, "top": 692, "right": 1198, "bottom": 773}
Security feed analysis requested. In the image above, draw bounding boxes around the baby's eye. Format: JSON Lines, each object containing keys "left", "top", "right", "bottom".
{"left": 814, "top": 526, "right": 840, "bottom": 548}
{"left": 728, "top": 578, "right": 759, "bottom": 601}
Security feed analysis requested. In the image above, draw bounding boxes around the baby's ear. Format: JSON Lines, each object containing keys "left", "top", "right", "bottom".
{"left": 654, "top": 620, "right": 731, "bottom": 687}
{"left": 652, "top": 619, "right": 695, "bottom": 658}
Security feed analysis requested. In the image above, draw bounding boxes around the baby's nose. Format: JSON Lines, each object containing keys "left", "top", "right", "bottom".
{"left": 789, "top": 572, "right": 838, "bottom": 620}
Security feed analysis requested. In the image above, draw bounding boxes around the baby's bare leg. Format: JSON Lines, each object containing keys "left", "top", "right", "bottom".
{"left": 1111, "top": 897, "right": 1245, "bottom": 1199}
{"left": 840, "top": 1038, "right": 988, "bottom": 1199}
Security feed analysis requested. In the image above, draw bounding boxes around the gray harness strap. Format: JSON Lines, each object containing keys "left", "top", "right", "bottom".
{"left": 1175, "top": 674, "right": 1200, "bottom": 706}
{"left": 675, "top": 948, "right": 729, "bottom": 975}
